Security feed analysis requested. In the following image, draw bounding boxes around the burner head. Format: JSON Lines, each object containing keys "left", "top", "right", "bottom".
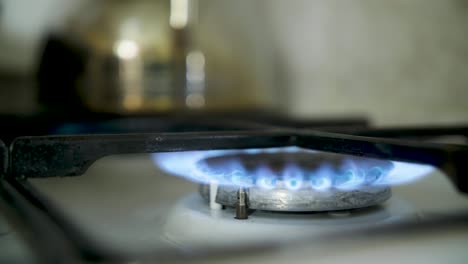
{"left": 197, "top": 152, "right": 393, "bottom": 211}
{"left": 200, "top": 184, "right": 391, "bottom": 212}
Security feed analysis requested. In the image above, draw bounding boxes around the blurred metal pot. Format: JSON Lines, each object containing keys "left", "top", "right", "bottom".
{"left": 37, "top": 0, "right": 283, "bottom": 114}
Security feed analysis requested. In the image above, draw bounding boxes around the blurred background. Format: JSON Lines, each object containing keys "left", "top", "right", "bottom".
{"left": 0, "top": 0, "right": 467, "bottom": 126}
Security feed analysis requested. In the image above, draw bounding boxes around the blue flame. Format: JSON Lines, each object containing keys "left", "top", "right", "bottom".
{"left": 255, "top": 165, "right": 277, "bottom": 190}
{"left": 310, "top": 165, "right": 333, "bottom": 191}
{"left": 374, "top": 161, "right": 434, "bottom": 185}
{"left": 152, "top": 147, "right": 435, "bottom": 190}
{"left": 282, "top": 163, "right": 304, "bottom": 190}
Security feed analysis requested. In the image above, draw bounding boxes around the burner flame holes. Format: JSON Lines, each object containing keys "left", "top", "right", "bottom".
{"left": 231, "top": 170, "right": 254, "bottom": 187}
{"left": 283, "top": 163, "right": 304, "bottom": 190}
{"left": 256, "top": 166, "right": 277, "bottom": 190}
{"left": 152, "top": 147, "right": 435, "bottom": 190}
{"left": 334, "top": 169, "right": 364, "bottom": 190}
{"left": 310, "top": 165, "right": 333, "bottom": 191}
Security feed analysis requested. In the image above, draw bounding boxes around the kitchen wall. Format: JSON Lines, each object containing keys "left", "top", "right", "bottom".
{"left": 266, "top": 0, "right": 468, "bottom": 125}
{"left": 1, "top": 0, "right": 467, "bottom": 125}
{"left": 0, "top": 0, "right": 80, "bottom": 74}
{"left": 0, "top": 0, "right": 80, "bottom": 113}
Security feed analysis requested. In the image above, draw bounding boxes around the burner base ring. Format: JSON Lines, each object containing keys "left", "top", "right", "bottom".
{"left": 199, "top": 184, "right": 391, "bottom": 212}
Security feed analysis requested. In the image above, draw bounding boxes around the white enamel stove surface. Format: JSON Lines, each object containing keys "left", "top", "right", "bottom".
{"left": 163, "top": 193, "right": 415, "bottom": 248}
{"left": 1, "top": 153, "right": 468, "bottom": 263}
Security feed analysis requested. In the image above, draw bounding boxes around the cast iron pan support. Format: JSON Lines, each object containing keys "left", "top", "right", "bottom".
{"left": 7, "top": 130, "right": 468, "bottom": 193}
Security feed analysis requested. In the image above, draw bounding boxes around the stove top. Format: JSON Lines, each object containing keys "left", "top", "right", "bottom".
{"left": 0, "top": 113, "right": 467, "bottom": 263}
{"left": 15, "top": 153, "right": 468, "bottom": 263}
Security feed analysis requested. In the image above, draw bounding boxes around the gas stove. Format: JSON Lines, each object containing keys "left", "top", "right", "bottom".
{"left": 0, "top": 113, "right": 468, "bottom": 263}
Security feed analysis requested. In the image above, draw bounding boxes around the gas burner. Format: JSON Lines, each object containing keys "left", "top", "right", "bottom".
{"left": 199, "top": 184, "right": 391, "bottom": 212}
{"left": 197, "top": 151, "right": 394, "bottom": 213}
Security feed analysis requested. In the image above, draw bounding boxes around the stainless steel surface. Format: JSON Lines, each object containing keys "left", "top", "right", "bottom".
{"left": 200, "top": 184, "right": 391, "bottom": 212}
